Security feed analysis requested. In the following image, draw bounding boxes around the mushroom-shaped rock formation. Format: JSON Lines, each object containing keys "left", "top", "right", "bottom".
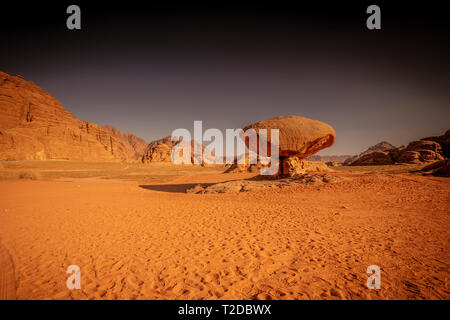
{"left": 242, "top": 115, "right": 336, "bottom": 177}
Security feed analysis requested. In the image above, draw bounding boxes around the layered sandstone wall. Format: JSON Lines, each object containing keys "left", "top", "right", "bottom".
{"left": 0, "top": 72, "right": 146, "bottom": 161}
{"left": 102, "top": 125, "right": 148, "bottom": 160}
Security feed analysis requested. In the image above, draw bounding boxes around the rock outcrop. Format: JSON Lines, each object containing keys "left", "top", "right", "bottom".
{"left": 360, "top": 141, "right": 396, "bottom": 157}
{"left": 395, "top": 150, "right": 421, "bottom": 164}
{"left": 243, "top": 115, "right": 335, "bottom": 159}
{"left": 102, "top": 126, "right": 148, "bottom": 160}
{"left": 348, "top": 151, "right": 394, "bottom": 166}
{"left": 281, "top": 158, "right": 332, "bottom": 176}
{"left": 225, "top": 156, "right": 332, "bottom": 175}
{"left": 420, "top": 159, "right": 450, "bottom": 177}
{"left": 344, "top": 141, "right": 396, "bottom": 165}
{"left": 420, "top": 130, "right": 450, "bottom": 158}
{"left": 141, "top": 136, "right": 215, "bottom": 165}
{"left": 240, "top": 115, "right": 336, "bottom": 177}
{"left": 0, "top": 72, "right": 146, "bottom": 161}
{"left": 346, "top": 134, "right": 447, "bottom": 166}
{"left": 141, "top": 136, "right": 177, "bottom": 163}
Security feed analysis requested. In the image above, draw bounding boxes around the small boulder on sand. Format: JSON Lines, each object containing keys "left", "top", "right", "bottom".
{"left": 281, "top": 158, "right": 332, "bottom": 176}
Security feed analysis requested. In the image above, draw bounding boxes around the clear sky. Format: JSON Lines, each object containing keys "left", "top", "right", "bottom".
{"left": 1, "top": 2, "right": 449, "bottom": 155}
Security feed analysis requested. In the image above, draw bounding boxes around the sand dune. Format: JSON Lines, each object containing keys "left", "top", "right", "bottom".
{"left": 0, "top": 165, "right": 448, "bottom": 300}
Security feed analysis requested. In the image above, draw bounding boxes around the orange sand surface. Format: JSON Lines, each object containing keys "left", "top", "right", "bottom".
{"left": 0, "top": 172, "right": 449, "bottom": 300}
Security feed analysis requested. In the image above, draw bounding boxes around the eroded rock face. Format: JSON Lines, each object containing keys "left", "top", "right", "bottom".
{"left": 0, "top": 72, "right": 146, "bottom": 161}
{"left": 143, "top": 143, "right": 173, "bottom": 162}
{"left": 225, "top": 155, "right": 332, "bottom": 177}
{"left": 390, "top": 140, "right": 444, "bottom": 164}
{"left": 347, "top": 134, "right": 447, "bottom": 166}
{"left": 406, "top": 140, "right": 442, "bottom": 154}
{"left": 102, "top": 125, "right": 148, "bottom": 160}
{"left": 141, "top": 136, "right": 215, "bottom": 165}
{"left": 281, "top": 156, "right": 305, "bottom": 176}
{"left": 141, "top": 136, "right": 176, "bottom": 162}
{"left": 243, "top": 115, "right": 336, "bottom": 158}
{"left": 397, "top": 151, "right": 421, "bottom": 164}
{"left": 239, "top": 115, "right": 336, "bottom": 177}
{"left": 360, "top": 141, "right": 396, "bottom": 157}
{"left": 280, "top": 157, "right": 332, "bottom": 177}
{"left": 420, "top": 159, "right": 450, "bottom": 177}
{"left": 349, "top": 151, "right": 394, "bottom": 166}
{"left": 421, "top": 130, "right": 450, "bottom": 158}
{"left": 344, "top": 141, "right": 396, "bottom": 165}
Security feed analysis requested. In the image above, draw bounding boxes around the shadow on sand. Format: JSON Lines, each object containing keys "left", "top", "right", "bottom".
{"left": 138, "top": 175, "right": 274, "bottom": 193}
{"left": 138, "top": 183, "right": 212, "bottom": 193}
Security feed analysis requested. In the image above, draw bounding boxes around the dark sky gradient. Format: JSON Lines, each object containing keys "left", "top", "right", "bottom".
{"left": 1, "top": 1, "right": 449, "bottom": 155}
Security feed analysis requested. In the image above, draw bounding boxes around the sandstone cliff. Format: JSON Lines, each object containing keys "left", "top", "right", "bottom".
{"left": 102, "top": 125, "right": 148, "bottom": 160}
{"left": 0, "top": 72, "right": 146, "bottom": 161}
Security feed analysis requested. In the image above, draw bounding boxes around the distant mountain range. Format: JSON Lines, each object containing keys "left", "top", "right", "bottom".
{"left": 342, "top": 141, "right": 396, "bottom": 165}
{"left": 359, "top": 141, "right": 396, "bottom": 156}
{"left": 344, "top": 133, "right": 449, "bottom": 166}
{"left": 307, "top": 155, "right": 353, "bottom": 163}
{"left": 308, "top": 142, "right": 397, "bottom": 164}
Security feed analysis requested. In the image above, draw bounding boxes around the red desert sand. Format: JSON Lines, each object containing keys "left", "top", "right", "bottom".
{"left": 0, "top": 73, "right": 448, "bottom": 300}
{"left": 0, "top": 167, "right": 449, "bottom": 300}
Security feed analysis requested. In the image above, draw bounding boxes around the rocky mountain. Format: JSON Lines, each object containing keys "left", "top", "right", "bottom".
{"left": 141, "top": 136, "right": 216, "bottom": 165}
{"left": 344, "top": 141, "right": 396, "bottom": 165}
{"left": 345, "top": 134, "right": 447, "bottom": 166}
{"left": 141, "top": 136, "right": 177, "bottom": 163}
{"left": 102, "top": 125, "right": 148, "bottom": 160}
{"left": 360, "top": 141, "right": 396, "bottom": 156}
{"left": 0, "top": 71, "right": 146, "bottom": 161}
